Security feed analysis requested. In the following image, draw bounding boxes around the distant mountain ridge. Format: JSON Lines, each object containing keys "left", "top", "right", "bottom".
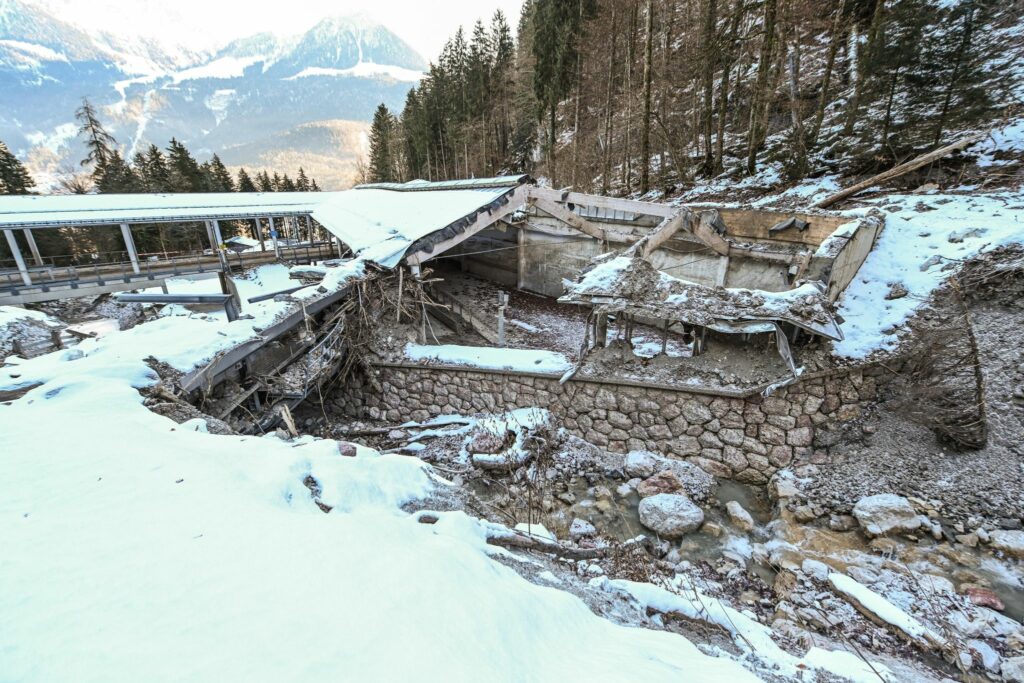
{"left": 0, "top": 0, "right": 427, "bottom": 189}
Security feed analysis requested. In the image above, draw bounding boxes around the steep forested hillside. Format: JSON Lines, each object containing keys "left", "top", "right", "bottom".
{"left": 368, "top": 0, "right": 1023, "bottom": 197}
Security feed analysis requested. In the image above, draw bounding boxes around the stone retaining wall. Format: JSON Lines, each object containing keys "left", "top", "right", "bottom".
{"left": 331, "top": 363, "right": 897, "bottom": 483}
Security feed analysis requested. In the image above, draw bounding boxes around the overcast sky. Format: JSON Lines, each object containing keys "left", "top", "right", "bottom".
{"left": 31, "top": 0, "right": 526, "bottom": 60}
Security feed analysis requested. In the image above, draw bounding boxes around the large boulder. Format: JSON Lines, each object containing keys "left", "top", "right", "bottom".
{"left": 638, "top": 493, "right": 704, "bottom": 538}
{"left": 852, "top": 494, "right": 923, "bottom": 537}
{"left": 990, "top": 530, "right": 1024, "bottom": 559}
{"left": 624, "top": 450, "right": 715, "bottom": 501}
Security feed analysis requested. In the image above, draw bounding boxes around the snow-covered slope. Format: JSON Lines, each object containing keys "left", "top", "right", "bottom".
{"left": 0, "top": 266, "right": 761, "bottom": 683}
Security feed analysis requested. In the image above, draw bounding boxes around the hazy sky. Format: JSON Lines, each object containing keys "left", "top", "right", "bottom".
{"left": 31, "top": 0, "right": 526, "bottom": 60}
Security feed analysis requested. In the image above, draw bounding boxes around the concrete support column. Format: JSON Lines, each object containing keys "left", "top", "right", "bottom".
{"left": 255, "top": 218, "right": 266, "bottom": 252}
{"left": 120, "top": 223, "right": 141, "bottom": 275}
{"left": 211, "top": 219, "right": 228, "bottom": 271}
{"left": 23, "top": 229, "right": 44, "bottom": 266}
{"left": 3, "top": 229, "right": 32, "bottom": 286}
{"left": 267, "top": 216, "right": 280, "bottom": 258}
{"left": 305, "top": 215, "right": 313, "bottom": 245}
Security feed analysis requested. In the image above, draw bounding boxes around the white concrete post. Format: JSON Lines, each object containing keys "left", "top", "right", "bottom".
{"left": 497, "top": 291, "right": 508, "bottom": 347}
{"left": 23, "top": 229, "right": 44, "bottom": 266}
{"left": 212, "top": 219, "right": 228, "bottom": 270}
{"left": 120, "top": 223, "right": 141, "bottom": 275}
{"left": 255, "top": 218, "right": 266, "bottom": 252}
{"left": 4, "top": 229, "right": 32, "bottom": 286}
{"left": 267, "top": 216, "right": 280, "bottom": 258}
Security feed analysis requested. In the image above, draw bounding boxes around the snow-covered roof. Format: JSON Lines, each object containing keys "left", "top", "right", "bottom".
{"left": 0, "top": 175, "right": 530, "bottom": 268}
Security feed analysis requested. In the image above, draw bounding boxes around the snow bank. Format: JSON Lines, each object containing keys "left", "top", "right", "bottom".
{"left": 597, "top": 575, "right": 895, "bottom": 682}
{"left": 833, "top": 191, "right": 1024, "bottom": 358}
{"left": 404, "top": 343, "right": 573, "bottom": 374}
{"left": 0, "top": 275, "right": 765, "bottom": 682}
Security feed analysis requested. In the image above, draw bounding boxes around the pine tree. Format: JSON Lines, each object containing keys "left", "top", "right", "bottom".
{"left": 75, "top": 98, "right": 117, "bottom": 177}
{"left": 310, "top": 178, "right": 321, "bottom": 191}
{"left": 237, "top": 167, "right": 257, "bottom": 192}
{"left": 296, "top": 167, "right": 311, "bottom": 191}
{"left": 0, "top": 140, "right": 36, "bottom": 194}
{"left": 281, "top": 174, "right": 297, "bottom": 192}
{"left": 368, "top": 103, "right": 398, "bottom": 182}
{"left": 207, "top": 154, "right": 236, "bottom": 192}
{"left": 257, "top": 171, "right": 274, "bottom": 192}
{"left": 95, "top": 150, "right": 139, "bottom": 193}
{"left": 166, "top": 139, "right": 205, "bottom": 192}
{"left": 271, "top": 172, "right": 283, "bottom": 191}
{"left": 143, "top": 145, "right": 171, "bottom": 192}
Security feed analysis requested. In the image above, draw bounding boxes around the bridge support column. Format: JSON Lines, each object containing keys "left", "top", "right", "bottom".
{"left": 120, "top": 223, "right": 140, "bottom": 275}
{"left": 211, "top": 220, "right": 228, "bottom": 271}
{"left": 267, "top": 216, "right": 280, "bottom": 258}
{"left": 3, "top": 229, "right": 32, "bottom": 286}
{"left": 305, "top": 215, "right": 313, "bottom": 245}
{"left": 23, "top": 229, "right": 44, "bottom": 266}
{"left": 255, "top": 218, "right": 266, "bottom": 252}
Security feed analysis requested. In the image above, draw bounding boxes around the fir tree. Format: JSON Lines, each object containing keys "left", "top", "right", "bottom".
{"left": 271, "top": 172, "right": 283, "bottom": 191}
{"left": 75, "top": 98, "right": 117, "bottom": 177}
{"left": 257, "top": 171, "right": 274, "bottom": 192}
{"left": 205, "top": 154, "right": 235, "bottom": 192}
{"left": 166, "top": 138, "right": 204, "bottom": 192}
{"left": 95, "top": 150, "right": 139, "bottom": 193}
{"left": 0, "top": 140, "right": 36, "bottom": 194}
{"left": 368, "top": 103, "right": 398, "bottom": 182}
{"left": 310, "top": 178, "right": 321, "bottom": 191}
{"left": 281, "top": 174, "right": 297, "bottom": 192}
{"left": 296, "top": 167, "right": 311, "bottom": 191}
{"left": 237, "top": 167, "right": 257, "bottom": 192}
{"left": 142, "top": 145, "right": 171, "bottom": 192}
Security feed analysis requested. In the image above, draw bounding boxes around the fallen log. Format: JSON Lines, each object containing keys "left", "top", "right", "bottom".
{"left": 813, "top": 132, "right": 987, "bottom": 209}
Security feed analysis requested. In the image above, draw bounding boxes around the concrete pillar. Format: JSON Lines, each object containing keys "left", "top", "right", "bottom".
{"left": 255, "top": 218, "right": 266, "bottom": 252}
{"left": 335, "top": 236, "right": 344, "bottom": 259}
{"left": 267, "top": 216, "right": 280, "bottom": 258}
{"left": 120, "top": 223, "right": 141, "bottom": 275}
{"left": 3, "top": 229, "right": 32, "bottom": 286}
{"left": 305, "top": 215, "right": 313, "bottom": 245}
{"left": 23, "top": 229, "right": 44, "bottom": 266}
{"left": 212, "top": 219, "right": 228, "bottom": 271}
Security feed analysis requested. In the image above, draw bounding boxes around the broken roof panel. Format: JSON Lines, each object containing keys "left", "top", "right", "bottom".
{"left": 311, "top": 177, "right": 527, "bottom": 267}
{"left": 560, "top": 256, "right": 843, "bottom": 340}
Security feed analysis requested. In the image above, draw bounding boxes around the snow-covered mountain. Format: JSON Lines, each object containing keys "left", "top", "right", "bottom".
{"left": 0, "top": 0, "right": 426, "bottom": 189}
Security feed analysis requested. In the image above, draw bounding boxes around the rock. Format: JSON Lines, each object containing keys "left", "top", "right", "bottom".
{"left": 768, "top": 471, "right": 800, "bottom": 500}
{"left": 468, "top": 430, "right": 506, "bottom": 454}
{"left": 828, "top": 514, "right": 858, "bottom": 532}
{"left": 725, "top": 500, "right": 755, "bottom": 532}
{"left": 990, "top": 530, "right": 1024, "bottom": 558}
{"left": 885, "top": 282, "right": 909, "bottom": 300}
{"left": 1003, "top": 656, "right": 1024, "bottom": 682}
{"left": 624, "top": 450, "right": 659, "bottom": 478}
{"left": 852, "top": 493, "right": 923, "bottom": 537}
{"left": 336, "top": 441, "right": 358, "bottom": 457}
{"left": 801, "top": 559, "right": 830, "bottom": 582}
{"left": 702, "top": 521, "right": 723, "bottom": 537}
{"left": 637, "top": 470, "right": 683, "bottom": 498}
{"left": 792, "top": 505, "right": 818, "bottom": 523}
{"left": 638, "top": 493, "right": 705, "bottom": 538}
{"left": 956, "top": 532, "right": 980, "bottom": 548}
{"left": 969, "top": 639, "right": 1002, "bottom": 672}
{"left": 964, "top": 586, "right": 1006, "bottom": 611}
{"left": 569, "top": 518, "right": 597, "bottom": 540}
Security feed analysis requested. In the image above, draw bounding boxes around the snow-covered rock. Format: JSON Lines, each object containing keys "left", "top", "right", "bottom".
{"left": 989, "top": 530, "right": 1024, "bottom": 558}
{"left": 569, "top": 518, "right": 597, "bottom": 540}
{"left": 638, "top": 493, "right": 704, "bottom": 538}
{"left": 725, "top": 500, "right": 755, "bottom": 532}
{"left": 1003, "top": 656, "right": 1024, "bottom": 683}
{"left": 624, "top": 450, "right": 659, "bottom": 478}
{"left": 852, "top": 494, "right": 922, "bottom": 537}
{"left": 829, "top": 572, "right": 947, "bottom": 650}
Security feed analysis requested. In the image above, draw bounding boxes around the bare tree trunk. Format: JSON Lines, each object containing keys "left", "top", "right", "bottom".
{"left": 745, "top": 0, "right": 778, "bottom": 175}
{"left": 571, "top": 0, "right": 585, "bottom": 189}
{"left": 623, "top": 1, "right": 638, "bottom": 193}
{"left": 843, "top": 0, "right": 886, "bottom": 136}
{"left": 700, "top": 0, "right": 719, "bottom": 175}
{"left": 787, "top": 38, "right": 808, "bottom": 178}
{"left": 639, "top": 0, "right": 655, "bottom": 194}
{"left": 808, "top": 2, "right": 845, "bottom": 149}
{"left": 714, "top": 0, "right": 744, "bottom": 174}
{"left": 932, "top": 4, "right": 975, "bottom": 145}
{"left": 602, "top": 6, "right": 619, "bottom": 194}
